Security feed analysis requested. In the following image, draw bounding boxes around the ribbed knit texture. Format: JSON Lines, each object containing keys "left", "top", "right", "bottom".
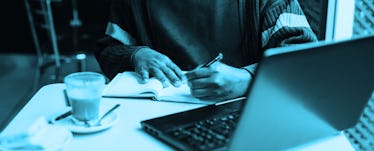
{"left": 261, "top": 0, "right": 317, "bottom": 49}
{"left": 96, "top": 0, "right": 317, "bottom": 79}
{"left": 95, "top": 36, "right": 149, "bottom": 79}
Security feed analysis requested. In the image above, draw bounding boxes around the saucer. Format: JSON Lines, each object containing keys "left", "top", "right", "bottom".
{"left": 50, "top": 112, "right": 119, "bottom": 134}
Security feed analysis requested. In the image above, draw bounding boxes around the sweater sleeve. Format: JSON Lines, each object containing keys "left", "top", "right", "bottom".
{"left": 95, "top": 0, "right": 147, "bottom": 79}
{"left": 242, "top": 0, "right": 318, "bottom": 77}
{"left": 95, "top": 36, "right": 148, "bottom": 80}
{"left": 260, "top": 0, "right": 318, "bottom": 49}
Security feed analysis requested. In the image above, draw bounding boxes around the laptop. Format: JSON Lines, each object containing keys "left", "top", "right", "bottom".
{"left": 141, "top": 36, "right": 374, "bottom": 150}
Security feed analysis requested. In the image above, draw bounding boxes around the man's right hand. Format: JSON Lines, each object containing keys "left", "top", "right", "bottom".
{"left": 132, "top": 47, "right": 186, "bottom": 87}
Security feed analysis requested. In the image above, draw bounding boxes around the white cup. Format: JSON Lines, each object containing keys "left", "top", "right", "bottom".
{"left": 64, "top": 72, "right": 105, "bottom": 125}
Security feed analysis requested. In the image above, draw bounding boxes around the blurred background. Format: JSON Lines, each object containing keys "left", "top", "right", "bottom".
{"left": 1, "top": 0, "right": 108, "bottom": 54}
{"left": 0, "top": 0, "right": 108, "bottom": 102}
{"left": 0, "top": 0, "right": 373, "bottom": 150}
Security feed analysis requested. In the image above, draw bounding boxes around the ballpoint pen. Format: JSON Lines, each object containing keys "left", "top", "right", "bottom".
{"left": 48, "top": 90, "right": 73, "bottom": 123}
{"left": 52, "top": 110, "right": 72, "bottom": 122}
{"left": 201, "top": 53, "right": 223, "bottom": 67}
{"left": 63, "top": 89, "right": 71, "bottom": 107}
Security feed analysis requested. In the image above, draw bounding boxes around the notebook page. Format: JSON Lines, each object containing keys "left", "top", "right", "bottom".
{"left": 103, "top": 71, "right": 218, "bottom": 104}
{"left": 102, "top": 72, "right": 163, "bottom": 97}
{"left": 157, "top": 84, "right": 218, "bottom": 104}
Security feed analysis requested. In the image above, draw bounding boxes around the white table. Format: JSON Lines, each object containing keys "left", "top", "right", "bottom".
{"left": 1, "top": 84, "right": 355, "bottom": 151}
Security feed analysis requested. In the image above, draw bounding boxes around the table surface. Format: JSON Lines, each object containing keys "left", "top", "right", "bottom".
{"left": 1, "top": 84, "right": 355, "bottom": 151}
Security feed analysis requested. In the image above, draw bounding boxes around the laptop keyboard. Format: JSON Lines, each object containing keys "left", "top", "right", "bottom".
{"left": 167, "top": 111, "right": 240, "bottom": 151}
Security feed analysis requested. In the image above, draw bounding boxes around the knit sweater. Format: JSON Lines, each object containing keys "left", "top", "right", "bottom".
{"left": 96, "top": 0, "right": 317, "bottom": 79}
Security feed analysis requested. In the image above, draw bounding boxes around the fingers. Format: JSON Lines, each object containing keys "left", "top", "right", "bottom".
{"left": 186, "top": 66, "right": 230, "bottom": 100}
{"left": 133, "top": 48, "right": 185, "bottom": 87}
{"left": 136, "top": 67, "right": 149, "bottom": 84}
{"left": 191, "top": 88, "right": 226, "bottom": 100}
{"left": 156, "top": 57, "right": 185, "bottom": 87}
{"left": 139, "top": 65, "right": 183, "bottom": 88}
{"left": 161, "top": 67, "right": 181, "bottom": 87}
{"left": 137, "top": 64, "right": 170, "bottom": 87}
{"left": 168, "top": 63, "right": 187, "bottom": 83}
{"left": 151, "top": 59, "right": 183, "bottom": 87}
{"left": 188, "top": 77, "right": 218, "bottom": 89}
{"left": 185, "top": 68, "right": 216, "bottom": 80}
{"left": 188, "top": 76, "right": 224, "bottom": 99}
{"left": 150, "top": 67, "right": 170, "bottom": 88}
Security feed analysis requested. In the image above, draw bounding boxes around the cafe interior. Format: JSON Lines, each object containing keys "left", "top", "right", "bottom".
{"left": 0, "top": 0, "right": 373, "bottom": 150}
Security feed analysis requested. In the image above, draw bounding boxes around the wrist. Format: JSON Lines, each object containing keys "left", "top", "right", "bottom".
{"left": 241, "top": 67, "right": 255, "bottom": 78}
{"left": 131, "top": 46, "right": 148, "bottom": 67}
{"left": 234, "top": 68, "right": 252, "bottom": 97}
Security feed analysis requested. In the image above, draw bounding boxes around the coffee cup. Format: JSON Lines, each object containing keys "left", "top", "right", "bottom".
{"left": 64, "top": 72, "right": 105, "bottom": 126}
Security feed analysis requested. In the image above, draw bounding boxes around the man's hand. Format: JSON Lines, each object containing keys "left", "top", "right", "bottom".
{"left": 185, "top": 62, "right": 252, "bottom": 101}
{"left": 133, "top": 48, "right": 186, "bottom": 87}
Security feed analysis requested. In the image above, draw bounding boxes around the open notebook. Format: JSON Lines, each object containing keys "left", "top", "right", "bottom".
{"left": 102, "top": 72, "right": 216, "bottom": 104}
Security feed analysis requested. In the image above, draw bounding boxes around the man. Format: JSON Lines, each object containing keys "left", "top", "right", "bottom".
{"left": 95, "top": 0, "right": 317, "bottom": 101}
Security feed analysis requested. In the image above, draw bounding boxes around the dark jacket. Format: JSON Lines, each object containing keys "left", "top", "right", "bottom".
{"left": 96, "top": 0, "right": 317, "bottom": 79}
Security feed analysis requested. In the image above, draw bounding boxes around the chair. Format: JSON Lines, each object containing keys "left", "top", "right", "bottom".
{"left": 24, "top": 0, "right": 87, "bottom": 91}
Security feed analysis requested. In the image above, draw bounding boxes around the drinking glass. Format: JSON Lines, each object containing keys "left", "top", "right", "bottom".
{"left": 64, "top": 72, "right": 105, "bottom": 126}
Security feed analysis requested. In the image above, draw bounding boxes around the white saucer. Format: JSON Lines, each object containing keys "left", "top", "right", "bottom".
{"left": 50, "top": 112, "right": 119, "bottom": 134}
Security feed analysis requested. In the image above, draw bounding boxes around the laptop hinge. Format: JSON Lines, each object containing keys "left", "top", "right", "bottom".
{"left": 214, "top": 97, "right": 246, "bottom": 106}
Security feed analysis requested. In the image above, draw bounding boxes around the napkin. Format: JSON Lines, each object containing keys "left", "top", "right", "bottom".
{"left": 0, "top": 117, "right": 72, "bottom": 150}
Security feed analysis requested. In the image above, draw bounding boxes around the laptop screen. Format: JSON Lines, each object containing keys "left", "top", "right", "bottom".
{"left": 140, "top": 36, "right": 374, "bottom": 151}
{"left": 229, "top": 36, "right": 374, "bottom": 150}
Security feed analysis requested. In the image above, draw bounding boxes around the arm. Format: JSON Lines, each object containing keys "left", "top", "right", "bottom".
{"left": 260, "top": 0, "right": 317, "bottom": 49}
{"left": 95, "top": 0, "right": 185, "bottom": 85}
{"left": 95, "top": 35, "right": 147, "bottom": 80}
{"left": 187, "top": 0, "right": 317, "bottom": 101}
{"left": 242, "top": 0, "right": 318, "bottom": 76}
{"left": 95, "top": 0, "right": 142, "bottom": 79}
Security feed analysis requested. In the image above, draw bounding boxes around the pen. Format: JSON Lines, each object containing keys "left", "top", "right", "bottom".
{"left": 63, "top": 89, "right": 71, "bottom": 107}
{"left": 201, "top": 53, "right": 223, "bottom": 67}
{"left": 54, "top": 110, "right": 72, "bottom": 122}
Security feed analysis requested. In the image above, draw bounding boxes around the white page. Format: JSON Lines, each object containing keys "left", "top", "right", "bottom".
{"left": 103, "top": 71, "right": 217, "bottom": 104}
{"left": 157, "top": 84, "right": 215, "bottom": 104}
{"left": 103, "top": 72, "right": 163, "bottom": 98}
